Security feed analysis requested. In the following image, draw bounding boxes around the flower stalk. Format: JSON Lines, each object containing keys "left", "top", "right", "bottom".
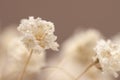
{"left": 18, "top": 49, "right": 33, "bottom": 80}
{"left": 75, "top": 59, "right": 99, "bottom": 80}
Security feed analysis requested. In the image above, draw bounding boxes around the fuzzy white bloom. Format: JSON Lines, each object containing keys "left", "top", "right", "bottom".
{"left": 94, "top": 39, "right": 120, "bottom": 77}
{"left": 1, "top": 25, "right": 20, "bottom": 48}
{"left": 17, "top": 16, "right": 59, "bottom": 52}
{"left": 1, "top": 38, "right": 45, "bottom": 80}
{"left": 61, "top": 29, "right": 102, "bottom": 65}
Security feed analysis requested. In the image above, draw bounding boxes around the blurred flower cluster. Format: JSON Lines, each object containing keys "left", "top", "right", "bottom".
{"left": 0, "top": 16, "right": 120, "bottom": 80}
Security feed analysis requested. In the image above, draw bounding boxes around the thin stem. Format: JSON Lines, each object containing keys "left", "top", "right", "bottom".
{"left": 75, "top": 60, "right": 98, "bottom": 80}
{"left": 18, "top": 49, "right": 33, "bottom": 80}
{"left": 42, "top": 66, "right": 75, "bottom": 80}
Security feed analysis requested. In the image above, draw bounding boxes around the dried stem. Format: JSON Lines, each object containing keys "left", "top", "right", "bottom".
{"left": 18, "top": 49, "right": 33, "bottom": 80}
{"left": 42, "top": 66, "right": 75, "bottom": 80}
{"left": 75, "top": 60, "right": 98, "bottom": 80}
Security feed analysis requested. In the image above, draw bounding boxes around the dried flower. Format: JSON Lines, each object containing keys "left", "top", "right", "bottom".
{"left": 17, "top": 16, "right": 59, "bottom": 52}
{"left": 94, "top": 39, "right": 120, "bottom": 77}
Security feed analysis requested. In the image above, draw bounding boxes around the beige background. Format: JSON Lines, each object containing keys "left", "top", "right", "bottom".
{"left": 0, "top": 0, "right": 120, "bottom": 44}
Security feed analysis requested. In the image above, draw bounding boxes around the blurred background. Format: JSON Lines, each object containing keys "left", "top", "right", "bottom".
{"left": 0, "top": 0, "right": 120, "bottom": 80}
{"left": 0, "top": 0, "right": 120, "bottom": 44}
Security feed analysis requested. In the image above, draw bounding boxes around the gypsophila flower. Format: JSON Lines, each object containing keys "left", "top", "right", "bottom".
{"left": 17, "top": 16, "right": 59, "bottom": 52}
{"left": 94, "top": 39, "right": 120, "bottom": 77}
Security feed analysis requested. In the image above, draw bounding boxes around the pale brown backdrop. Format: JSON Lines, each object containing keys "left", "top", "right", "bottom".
{"left": 0, "top": 0, "right": 120, "bottom": 43}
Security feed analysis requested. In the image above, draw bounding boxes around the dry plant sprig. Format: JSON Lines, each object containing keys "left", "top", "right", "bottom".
{"left": 17, "top": 16, "right": 59, "bottom": 80}
{"left": 75, "top": 39, "right": 120, "bottom": 80}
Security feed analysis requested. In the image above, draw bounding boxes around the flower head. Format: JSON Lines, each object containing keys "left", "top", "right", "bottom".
{"left": 17, "top": 16, "right": 59, "bottom": 52}
{"left": 94, "top": 39, "right": 120, "bottom": 77}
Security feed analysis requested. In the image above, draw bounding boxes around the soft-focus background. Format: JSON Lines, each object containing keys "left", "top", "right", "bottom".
{"left": 0, "top": 0, "right": 120, "bottom": 43}
{"left": 0, "top": 0, "right": 120, "bottom": 80}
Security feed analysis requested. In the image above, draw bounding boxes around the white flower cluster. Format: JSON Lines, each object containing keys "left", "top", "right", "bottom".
{"left": 94, "top": 39, "right": 120, "bottom": 77}
{"left": 17, "top": 17, "right": 59, "bottom": 52}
